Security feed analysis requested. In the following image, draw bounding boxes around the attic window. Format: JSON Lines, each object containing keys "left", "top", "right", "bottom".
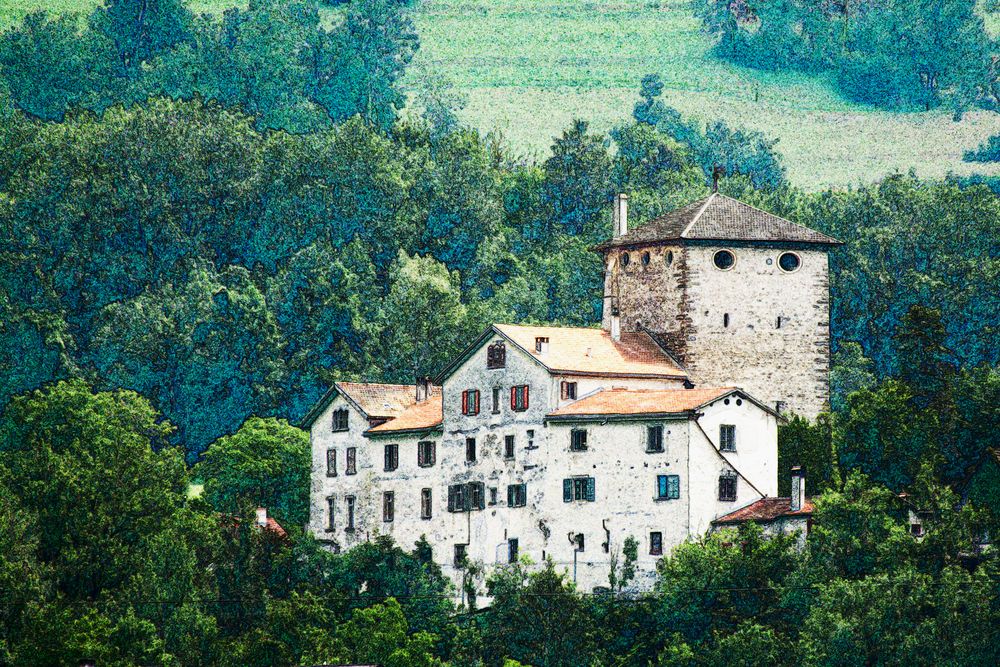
{"left": 487, "top": 341, "right": 506, "bottom": 369}
{"left": 621, "top": 252, "right": 631, "bottom": 267}
{"left": 332, "top": 408, "right": 349, "bottom": 432}
{"left": 778, "top": 252, "right": 801, "bottom": 273}
{"left": 641, "top": 251, "right": 651, "bottom": 265}
{"left": 713, "top": 249, "right": 736, "bottom": 271}
{"left": 665, "top": 250, "right": 674, "bottom": 266}
{"left": 535, "top": 337, "right": 549, "bottom": 353}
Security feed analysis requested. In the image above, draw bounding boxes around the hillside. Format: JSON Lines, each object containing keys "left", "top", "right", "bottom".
{"left": 1, "top": 0, "right": 998, "bottom": 189}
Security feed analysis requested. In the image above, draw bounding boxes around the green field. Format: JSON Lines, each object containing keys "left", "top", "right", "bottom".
{"left": 1, "top": 0, "right": 998, "bottom": 189}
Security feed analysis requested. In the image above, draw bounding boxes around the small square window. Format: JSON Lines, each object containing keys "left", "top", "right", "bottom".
{"left": 719, "top": 474, "right": 737, "bottom": 502}
{"left": 657, "top": 474, "right": 680, "bottom": 500}
{"left": 561, "top": 381, "right": 578, "bottom": 400}
{"left": 570, "top": 429, "right": 588, "bottom": 451}
{"left": 466, "top": 437, "right": 477, "bottom": 463}
{"left": 454, "top": 544, "right": 467, "bottom": 566}
{"left": 507, "top": 483, "right": 527, "bottom": 507}
{"left": 650, "top": 531, "right": 663, "bottom": 556}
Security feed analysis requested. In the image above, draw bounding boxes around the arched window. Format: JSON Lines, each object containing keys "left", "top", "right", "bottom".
{"left": 487, "top": 341, "right": 506, "bottom": 369}
{"left": 713, "top": 249, "right": 736, "bottom": 271}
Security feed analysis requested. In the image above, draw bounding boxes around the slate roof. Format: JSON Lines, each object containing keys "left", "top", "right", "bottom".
{"left": 547, "top": 387, "right": 736, "bottom": 419}
{"left": 366, "top": 392, "right": 443, "bottom": 435}
{"left": 594, "top": 193, "right": 842, "bottom": 250}
{"left": 712, "top": 497, "right": 815, "bottom": 525}
{"left": 492, "top": 324, "right": 688, "bottom": 378}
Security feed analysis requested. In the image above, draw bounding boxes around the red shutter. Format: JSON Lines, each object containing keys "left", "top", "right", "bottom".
{"left": 523, "top": 385, "right": 529, "bottom": 409}
{"left": 510, "top": 386, "right": 516, "bottom": 410}
{"left": 474, "top": 391, "right": 480, "bottom": 415}
{"left": 462, "top": 390, "right": 468, "bottom": 415}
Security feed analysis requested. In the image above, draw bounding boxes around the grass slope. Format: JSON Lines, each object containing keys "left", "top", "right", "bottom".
{"left": 1, "top": 0, "right": 997, "bottom": 189}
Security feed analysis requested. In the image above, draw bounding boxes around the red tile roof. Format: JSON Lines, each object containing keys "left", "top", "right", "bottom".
{"left": 494, "top": 324, "right": 687, "bottom": 378}
{"left": 366, "top": 392, "right": 443, "bottom": 434}
{"left": 713, "top": 497, "right": 815, "bottom": 525}
{"left": 336, "top": 382, "right": 423, "bottom": 419}
{"left": 547, "top": 387, "right": 736, "bottom": 418}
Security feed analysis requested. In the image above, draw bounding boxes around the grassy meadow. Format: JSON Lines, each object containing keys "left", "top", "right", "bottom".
{"left": 1, "top": 0, "right": 998, "bottom": 189}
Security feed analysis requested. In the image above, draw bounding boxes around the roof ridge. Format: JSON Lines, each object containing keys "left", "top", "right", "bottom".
{"left": 680, "top": 192, "right": 716, "bottom": 239}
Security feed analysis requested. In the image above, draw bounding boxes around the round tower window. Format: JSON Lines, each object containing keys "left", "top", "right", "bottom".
{"left": 665, "top": 250, "right": 674, "bottom": 266}
{"left": 641, "top": 251, "right": 650, "bottom": 265}
{"left": 778, "top": 252, "right": 801, "bottom": 272}
{"left": 621, "top": 252, "right": 630, "bottom": 267}
{"left": 713, "top": 249, "right": 736, "bottom": 271}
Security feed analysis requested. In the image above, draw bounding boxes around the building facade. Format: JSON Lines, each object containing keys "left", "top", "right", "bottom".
{"left": 304, "top": 193, "right": 840, "bottom": 596}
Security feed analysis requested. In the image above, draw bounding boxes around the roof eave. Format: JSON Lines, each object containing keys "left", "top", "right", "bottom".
{"left": 545, "top": 411, "right": 693, "bottom": 424}
{"left": 364, "top": 424, "right": 444, "bottom": 438}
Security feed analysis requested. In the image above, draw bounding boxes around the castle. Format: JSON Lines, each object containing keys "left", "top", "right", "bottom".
{"left": 303, "top": 192, "right": 841, "bottom": 594}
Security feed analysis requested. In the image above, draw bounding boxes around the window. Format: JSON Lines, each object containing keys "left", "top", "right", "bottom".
{"left": 573, "top": 533, "right": 585, "bottom": 551}
{"left": 665, "top": 250, "right": 674, "bottom": 266}
{"left": 570, "top": 429, "right": 588, "bottom": 451}
{"left": 489, "top": 487, "right": 498, "bottom": 505}
{"left": 326, "top": 496, "right": 335, "bottom": 531}
{"left": 454, "top": 544, "right": 467, "bottom": 567}
{"left": 511, "top": 385, "right": 529, "bottom": 412}
{"left": 448, "top": 484, "right": 466, "bottom": 512}
{"left": 560, "top": 381, "right": 577, "bottom": 400}
{"left": 345, "top": 495, "right": 355, "bottom": 531}
{"left": 492, "top": 386, "right": 502, "bottom": 414}
{"left": 384, "top": 444, "right": 398, "bottom": 472}
{"left": 621, "top": 252, "right": 630, "bottom": 267}
{"left": 776, "top": 315, "right": 783, "bottom": 329}
{"left": 564, "top": 477, "right": 596, "bottom": 502}
{"left": 469, "top": 481, "right": 485, "bottom": 510}
{"left": 487, "top": 341, "right": 506, "bottom": 369}
{"left": 332, "top": 408, "right": 349, "bottom": 432}
{"left": 719, "top": 474, "right": 737, "bottom": 502}
{"left": 641, "top": 251, "right": 650, "bottom": 265}
{"left": 383, "top": 491, "right": 394, "bottom": 522}
{"left": 719, "top": 424, "right": 736, "bottom": 452}
{"left": 421, "top": 488, "right": 432, "bottom": 520}
{"left": 657, "top": 474, "right": 680, "bottom": 500}
{"left": 326, "top": 449, "right": 338, "bottom": 477}
{"left": 723, "top": 313, "right": 730, "bottom": 328}
{"left": 507, "top": 483, "right": 527, "bottom": 507}
{"left": 778, "top": 251, "right": 801, "bottom": 273}
{"left": 508, "top": 538, "right": 519, "bottom": 563}
{"left": 646, "top": 425, "right": 664, "bottom": 453}
{"left": 417, "top": 440, "right": 436, "bottom": 467}
{"left": 650, "top": 531, "right": 663, "bottom": 556}
{"left": 713, "top": 249, "right": 736, "bottom": 270}
{"left": 466, "top": 437, "right": 477, "bottom": 463}
{"left": 461, "top": 389, "right": 480, "bottom": 416}
{"left": 535, "top": 336, "right": 549, "bottom": 353}
{"left": 910, "top": 522, "right": 924, "bottom": 537}
{"left": 346, "top": 447, "right": 357, "bottom": 475}
{"left": 504, "top": 434, "right": 515, "bottom": 459}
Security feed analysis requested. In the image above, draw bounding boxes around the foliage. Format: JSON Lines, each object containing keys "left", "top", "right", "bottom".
{"left": 964, "top": 133, "right": 1000, "bottom": 162}
{"left": 198, "top": 417, "right": 311, "bottom": 526}
{"left": 777, "top": 414, "right": 835, "bottom": 497}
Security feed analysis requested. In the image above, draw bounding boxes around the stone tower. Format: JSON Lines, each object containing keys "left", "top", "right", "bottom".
{"left": 596, "top": 193, "right": 842, "bottom": 420}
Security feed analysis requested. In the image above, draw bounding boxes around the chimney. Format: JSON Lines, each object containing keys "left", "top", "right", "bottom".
{"left": 612, "top": 193, "right": 629, "bottom": 237}
{"left": 610, "top": 315, "right": 621, "bottom": 341}
{"left": 415, "top": 376, "right": 431, "bottom": 403}
{"left": 790, "top": 466, "right": 805, "bottom": 512}
{"left": 255, "top": 507, "right": 268, "bottom": 527}
{"left": 534, "top": 336, "right": 549, "bottom": 355}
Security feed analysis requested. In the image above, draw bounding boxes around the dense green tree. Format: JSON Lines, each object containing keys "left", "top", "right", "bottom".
{"left": 198, "top": 417, "right": 310, "bottom": 526}
{"left": 778, "top": 414, "right": 835, "bottom": 496}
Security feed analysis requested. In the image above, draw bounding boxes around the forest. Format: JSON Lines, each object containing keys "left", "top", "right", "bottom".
{"left": 1, "top": 0, "right": 1000, "bottom": 664}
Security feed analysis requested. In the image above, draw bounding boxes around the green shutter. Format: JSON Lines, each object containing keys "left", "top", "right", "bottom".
{"left": 507, "top": 485, "right": 514, "bottom": 506}
{"left": 563, "top": 479, "right": 572, "bottom": 502}
{"left": 668, "top": 475, "right": 680, "bottom": 499}
{"left": 447, "top": 485, "right": 456, "bottom": 512}
{"left": 586, "top": 477, "right": 596, "bottom": 502}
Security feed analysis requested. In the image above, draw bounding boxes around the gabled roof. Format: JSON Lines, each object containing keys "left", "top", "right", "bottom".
{"left": 594, "top": 193, "right": 842, "bottom": 250}
{"left": 366, "top": 391, "right": 443, "bottom": 436}
{"left": 435, "top": 323, "right": 688, "bottom": 383}
{"left": 299, "top": 381, "right": 420, "bottom": 428}
{"left": 712, "top": 497, "right": 814, "bottom": 525}
{"left": 546, "top": 387, "right": 736, "bottom": 420}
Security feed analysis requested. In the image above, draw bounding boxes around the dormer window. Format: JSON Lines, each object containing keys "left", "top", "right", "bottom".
{"left": 535, "top": 337, "right": 549, "bottom": 353}
{"left": 487, "top": 341, "right": 506, "bottom": 369}
{"left": 332, "top": 408, "right": 349, "bottom": 432}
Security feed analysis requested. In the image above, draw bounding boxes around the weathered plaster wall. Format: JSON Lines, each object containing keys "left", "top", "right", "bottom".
{"left": 604, "top": 243, "right": 831, "bottom": 419}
